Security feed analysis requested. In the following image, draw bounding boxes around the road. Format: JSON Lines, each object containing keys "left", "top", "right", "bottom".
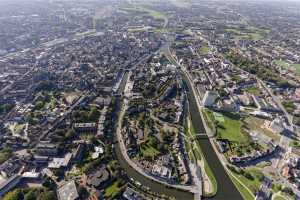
{"left": 191, "top": 30, "right": 293, "bottom": 127}
{"left": 88, "top": 63, "right": 104, "bottom": 79}
{"left": 258, "top": 79, "right": 293, "bottom": 126}
{"left": 174, "top": 30, "right": 300, "bottom": 199}
{"left": 0, "top": 29, "right": 103, "bottom": 96}
{"left": 31, "top": 94, "right": 87, "bottom": 146}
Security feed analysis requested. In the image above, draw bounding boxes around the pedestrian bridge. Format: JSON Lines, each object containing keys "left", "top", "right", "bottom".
{"left": 192, "top": 133, "right": 209, "bottom": 139}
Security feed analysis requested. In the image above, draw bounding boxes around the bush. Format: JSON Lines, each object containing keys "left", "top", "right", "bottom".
{"left": 282, "top": 187, "right": 294, "bottom": 196}
{"left": 0, "top": 148, "right": 12, "bottom": 164}
{"left": 244, "top": 172, "right": 254, "bottom": 180}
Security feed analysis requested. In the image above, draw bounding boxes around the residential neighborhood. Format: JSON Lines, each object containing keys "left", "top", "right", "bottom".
{"left": 0, "top": 0, "right": 299, "bottom": 200}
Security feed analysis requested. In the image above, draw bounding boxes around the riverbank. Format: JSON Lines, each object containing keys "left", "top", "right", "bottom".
{"left": 112, "top": 71, "right": 195, "bottom": 200}
{"left": 181, "top": 71, "right": 243, "bottom": 200}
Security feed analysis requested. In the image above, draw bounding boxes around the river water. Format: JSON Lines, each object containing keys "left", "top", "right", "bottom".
{"left": 182, "top": 73, "right": 243, "bottom": 200}
{"left": 112, "top": 71, "right": 243, "bottom": 200}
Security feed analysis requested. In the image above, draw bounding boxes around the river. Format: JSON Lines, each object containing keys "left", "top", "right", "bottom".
{"left": 181, "top": 73, "right": 243, "bottom": 200}
{"left": 113, "top": 71, "right": 194, "bottom": 199}
{"left": 112, "top": 69, "right": 243, "bottom": 200}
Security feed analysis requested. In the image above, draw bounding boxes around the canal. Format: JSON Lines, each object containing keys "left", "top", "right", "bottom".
{"left": 182, "top": 73, "right": 243, "bottom": 200}
{"left": 112, "top": 69, "right": 243, "bottom": 200}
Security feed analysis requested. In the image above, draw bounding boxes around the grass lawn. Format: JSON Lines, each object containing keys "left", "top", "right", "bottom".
{"left": 104, "top": 180, "right": 123, "bottom": 198}
{"left": 199, "top": 45, "right": 210, "bottom": 55}
{"left": 272, "top": 192, "right": 294, "bottom": 200}
{"left": 146, "top": 9, "right": 165, "bottom": 20}
{"left": 255, "top": 161, "right": 272, "bottom": 168}
{"left": 202, "top": 109, "right": 215, "bottom": 133}
{"left": 203, "top": 157, "right": 217, "bottom": 197}
{"left": 275, "top": 59, "right": 300, "bottom": 74}
{"left": 140, "top": 144, "right": 160, "bottom": 158}
{"left": 273, "top": 196, "right": 286, "bottom": 200}
{"left": 213, "top": 112, "right": 225, "bottom": 122}
{"left": 186, "top": 119, "right": 217, "bottom": 197}
{"left": 228, "top": 172, "right": 255, "bottom": 200}
{"left": 225, "top": 27, "right": 268, "bottom": 41}
{"left": 120, "top": 6, "right": 166, "bottom": 20}
{"left": 292, "top": 64, "right": 300, "bottom": 74}
{"left": 282, "top": 101, "right": 296, "bottom": 114}
{"left": 245, "top": 86, "right": 261, "bottom": 96}
{"left": 225, "top": 28, "right": 242, "bottom": 35}
{"left": 231, "top": 168, "right": 263, "bottom": 194}
{"left": 275, "top": 60, "right": 290, "bottom": 68}
{"left": 247, "top": 33, "right": 264, "bottom": 40}
{"left": 153, "top": 27, "right": 168, "bottom": 33}
{"left": 289, "top": 140, "right": 300, "bottom": 148}
{"left": 215, "top": 112, "right": 249, "bottom": 144}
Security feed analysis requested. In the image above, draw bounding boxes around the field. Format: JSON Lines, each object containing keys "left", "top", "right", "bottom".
{"left": 275, "top": 59, "right": 300, "bottom": 75}
{"left": 225, "top": 26, "right": 269, "bottom": 41}
{"left": 120, "top": 6, "right": 166, "bottom": 20}
{"left": 245, "top": 86, "right": 261, "bottom": 96}
{"left": 214, "top": 112, "right": 250, "bottom": 144}
{"left": 202, "top": 109, "right": 215, "bottom": 132}
{"left": 230, "top": 167, "right": 263, "bottom": 196}
{"left": 244, "top": 116, "right": 280, "bottom": 142}
{"left": 199, "top": 45, "right": 210, "bottom": 55}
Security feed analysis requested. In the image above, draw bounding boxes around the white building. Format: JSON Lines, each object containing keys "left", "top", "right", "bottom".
{"left": 202, "top": 91, "right": 219, "bottom": 107}
{"left": 57, "top": 180, "right": 79, "bottom": 200}
{"left": 267, "top": 117, "right": 286, "bottom": 134}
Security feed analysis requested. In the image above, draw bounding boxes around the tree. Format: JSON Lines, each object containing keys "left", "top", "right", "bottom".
{"left": 78, "top": 186, "right": 88, "bottom": 199}
{"left": 65, "top": 128, "right": 75, "bottom": 140}
{"left": 24, "top": 190, "right": 37, "bottom": 200}
{"left": 148, "top": 137, "right": 158, "bottom": 148}
{"left": 244, "top": 172, "right": 254, "bottom": 180}
{"left": 42, "top": 178, "right": 56, "bottom": 190}
{"left": 3, "top": 189, "right": 23, "bottom": 200}
{"left": 0, "top": 148, "right": 12, "bottom": 164}
{"left": 282, "top": 187, "right": 294, "bottom": 196}
{"left": 88, "top": 107, "right": 100, "bottom": 121}
{"left": 0, "top": 104, "right": 14, "bottom": 116}
{"left": 38, "top": 191, "right": 57, "bottom": 200}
